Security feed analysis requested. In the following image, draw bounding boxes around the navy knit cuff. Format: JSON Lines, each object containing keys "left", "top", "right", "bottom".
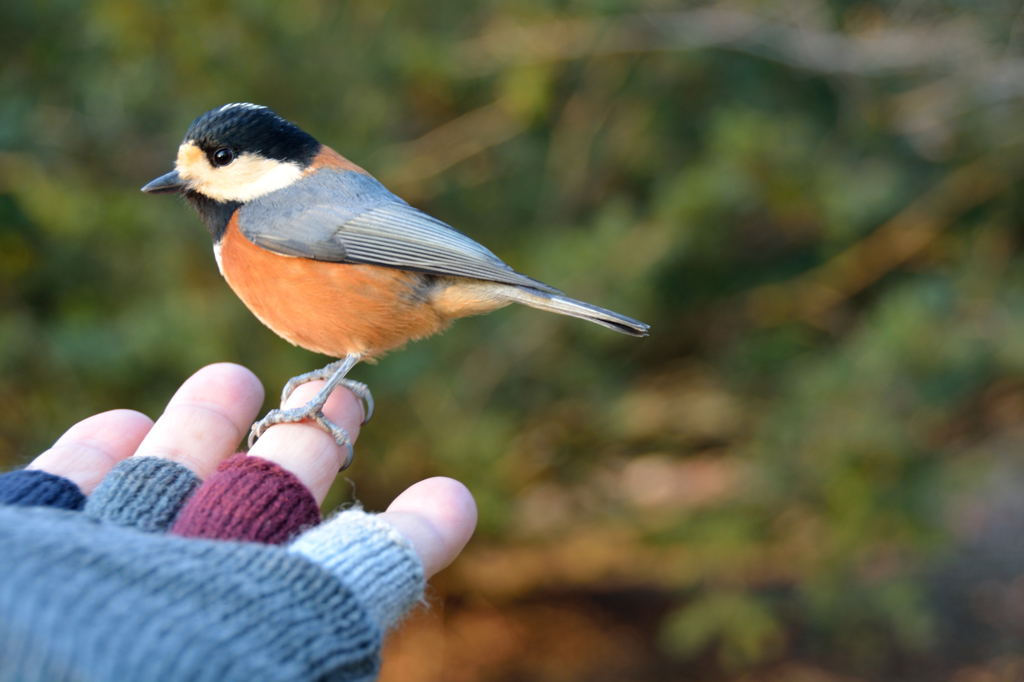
{"left": 85, "top": 456, "right": 202, "bottom": 532}
{"left": 0, "top": 469, "right": 86, "bottom": 510}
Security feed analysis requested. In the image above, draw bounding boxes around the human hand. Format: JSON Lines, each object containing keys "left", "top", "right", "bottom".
{"left": 25, "top": 362, "right": 477, "bottom": 577}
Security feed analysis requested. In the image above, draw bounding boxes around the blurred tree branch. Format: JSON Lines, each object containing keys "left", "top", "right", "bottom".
{"left": 378, "top": 97, "right": 527, "bottom": 198}
{"left": 458, "top": 7, "right": 1006, "bottom": 78}
{"left": 745, "top": 149, "right": 1024, "bottom": 328}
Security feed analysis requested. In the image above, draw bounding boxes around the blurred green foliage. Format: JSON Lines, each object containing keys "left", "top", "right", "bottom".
{"left": 5, "top": 0, "right": 1024, "bottom": 678}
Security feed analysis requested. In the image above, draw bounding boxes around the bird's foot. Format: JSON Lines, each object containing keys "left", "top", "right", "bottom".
{"left": 280, "top": 361, "right": 373, "bottom": 425}
{"left": 247, "top": 354, "right": 365, "bottom": 471}
{"left": 248, "top": 406, "right": 355, "bottom": 471}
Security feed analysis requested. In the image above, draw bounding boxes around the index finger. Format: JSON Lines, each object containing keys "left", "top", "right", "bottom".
{"left": 132, "top": 363, "right": 265, "bottom": 479}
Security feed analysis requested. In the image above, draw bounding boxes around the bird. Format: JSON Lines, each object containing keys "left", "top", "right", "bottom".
{"left": 142, "top": 103, "right": 649, "bottom": 469}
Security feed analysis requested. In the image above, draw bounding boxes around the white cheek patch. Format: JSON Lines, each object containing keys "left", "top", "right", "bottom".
{"left": 175, "top": 144, "right": 304, "bottom": 203}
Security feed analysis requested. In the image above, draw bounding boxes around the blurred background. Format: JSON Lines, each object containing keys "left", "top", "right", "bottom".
{"left": 4, "top": 0, "right": 1024, "bottom": 679}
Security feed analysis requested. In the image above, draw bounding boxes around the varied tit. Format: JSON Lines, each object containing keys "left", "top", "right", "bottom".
{"left": 142, "top": 103, "right": 649, "bottom": 469}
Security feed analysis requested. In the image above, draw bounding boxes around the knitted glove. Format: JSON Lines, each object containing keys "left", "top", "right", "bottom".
{"left": 172, "top": 453, "right": 322, "bottom": 544}
{"left": 0, "top": 503, "right": 423, "bottom": 681}
{"left": 0, "top": 469, "right": 85, "bottom": 511}
{"left": 0, "top": 451, "right": 426, "bottom": 681}
{"left": 85, "top": 456, "right": 202, "bottom": 532}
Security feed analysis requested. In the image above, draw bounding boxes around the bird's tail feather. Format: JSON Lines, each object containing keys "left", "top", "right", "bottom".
{"left": 508, "top": 287, "right": 650, "bottom": 337}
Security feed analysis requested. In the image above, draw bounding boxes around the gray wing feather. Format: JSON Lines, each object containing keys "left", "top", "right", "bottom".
{"left": 238, "top": 170, "right": 559, "bottom": 293}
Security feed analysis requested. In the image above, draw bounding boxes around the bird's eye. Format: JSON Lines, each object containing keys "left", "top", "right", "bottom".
{"left": 212, "top": 148, "right": 235, "bottom": 166}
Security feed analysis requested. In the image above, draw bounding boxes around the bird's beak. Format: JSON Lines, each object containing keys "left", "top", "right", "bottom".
{"left": 141, "top": 170, "right": 186, "bottom": 194}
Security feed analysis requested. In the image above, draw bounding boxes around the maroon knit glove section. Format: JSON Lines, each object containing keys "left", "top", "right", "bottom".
{"left": 171, "top": 453, "right": 320, "bottom": 544}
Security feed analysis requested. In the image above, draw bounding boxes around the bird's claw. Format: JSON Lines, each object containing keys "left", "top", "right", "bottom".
{"left": 280, "top": 366, "right": 373, "bottom": 426}
{"left": 248, "top": 406, "right": 355, "bottom": 472}
{"left": 311, "top": 412, "right": 355, "bottom": 471}
{"left": 341, "top": 380, "right": 374, "bottom": 425}
{"left": 250, "top": 354, "right": 365, "bottom": 470}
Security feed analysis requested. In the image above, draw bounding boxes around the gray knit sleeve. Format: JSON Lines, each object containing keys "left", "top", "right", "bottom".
{"left": 0, "top": 506, "right": 385, "bottom": 682}
{"left": 84, "top": 456, "right": 202, "bottom": 532}
{"left": 289, "top": 509, "right": 426, "bottom": 631}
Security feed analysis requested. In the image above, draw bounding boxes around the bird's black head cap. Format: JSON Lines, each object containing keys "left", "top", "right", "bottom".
{"left": 185, "top": 103, "right": 320, "bottom": 167}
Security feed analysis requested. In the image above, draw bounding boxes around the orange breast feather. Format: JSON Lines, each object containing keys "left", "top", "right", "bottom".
{"left": 218, "top": 216, "right": 452, "bottom": 358}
